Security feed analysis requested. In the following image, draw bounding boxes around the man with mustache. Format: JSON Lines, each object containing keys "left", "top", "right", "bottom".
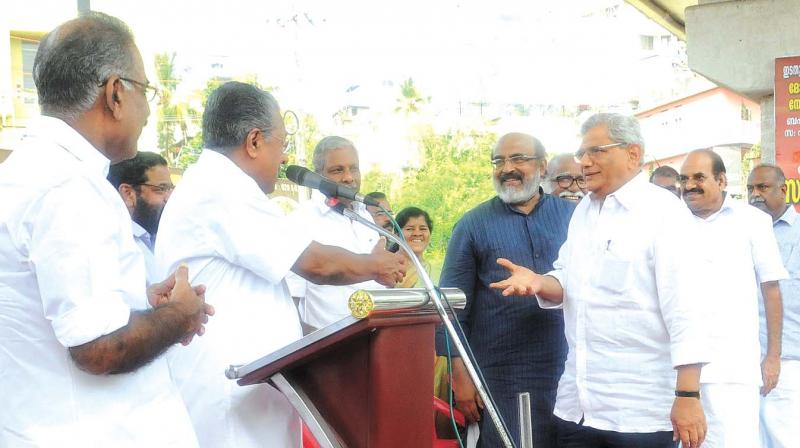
{"left": 746, "top": 164, "right": 800, "bottom": 447}
{"left": 679, "top": 150, "right": 786, "bottom": 448}
{"left": 491, "top": 114, "right": 710, "bottom": 448}
{"left": 108, "top": 151, "right": 175, "bottom": 285}
{"left": 436, "top": 132, "right": 574, "bottom": 447}
{"left": 544, "top": 153, "right": 587, "bottom": 202}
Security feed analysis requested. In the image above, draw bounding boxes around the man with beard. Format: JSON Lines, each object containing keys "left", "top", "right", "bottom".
{"left": 365, "top": 191, "right": 395, "bottom": 232}
{"left": 678, "top": 150, "right": 786, "bottom": 448}
{"left": 490, "top": 114, "right": 709, "bottom": 448}
{"left": 435, "top": 132, "right": 573, "bottom": 447}
{"left": 108, "top": 151, "right": 175, "bottom": 284}
{"left": 747, "top": 164, "right": 800, "bottom": 447}
{"left": 286, "top": 136, "right": 387, "bottom": 329}
{"left": 650, "top": 165, "right": 681, "bottom": 197}
{"left": 544, "top": 153, "right": 587, "bottom": 202}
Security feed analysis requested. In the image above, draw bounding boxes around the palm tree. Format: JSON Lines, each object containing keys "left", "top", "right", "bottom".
{"left": 394, "top": 78, "right": 428, "bottom": 115}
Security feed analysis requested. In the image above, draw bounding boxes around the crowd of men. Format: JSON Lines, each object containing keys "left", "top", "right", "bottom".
{"left": 0, "top": 11, "right": 798, "bottom": 448}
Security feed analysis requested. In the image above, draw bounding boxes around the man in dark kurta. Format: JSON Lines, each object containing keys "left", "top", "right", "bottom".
{"left": 437, "top": 133, "right": 573, "bottom": 447}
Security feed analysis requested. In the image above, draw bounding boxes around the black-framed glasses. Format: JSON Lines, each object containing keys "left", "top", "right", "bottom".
{"left": 677, "top": 173, "right": 708, "bottom": 186}
{"left": 136, "top": 183, "right": 175, "bottom": 194}
{"left": 573, "top": 142, "right": 627, "bottom": 163}
{"left": 98, "top": 77, "right": 160, "bottom": 102}
{"left": 553, "top": 174, "right": 586, "bottom": 189}
{"left": 491, "top": 155, "right": 542, "bottom": 169}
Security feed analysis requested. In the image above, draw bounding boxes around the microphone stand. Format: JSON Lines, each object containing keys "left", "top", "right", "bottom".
{"left": 339, "top": 206, "right": 517, "bottom": 448}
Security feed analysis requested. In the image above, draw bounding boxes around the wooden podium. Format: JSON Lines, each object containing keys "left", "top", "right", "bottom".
{"left": 234, "top": 309, "right": 445, "bottom": 448}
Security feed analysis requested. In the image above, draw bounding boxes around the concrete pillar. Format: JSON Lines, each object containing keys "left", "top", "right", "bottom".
{"left": 685, "top": 0, "right": 800, "bottom": 162}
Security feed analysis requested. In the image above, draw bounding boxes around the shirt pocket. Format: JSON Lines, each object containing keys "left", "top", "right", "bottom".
{"left": 594, "top": 252, "right": 633, "bottom": 295}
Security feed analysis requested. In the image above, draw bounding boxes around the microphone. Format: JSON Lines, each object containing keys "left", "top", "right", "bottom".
{"left": 285, "top": 165, "right": 380, "bottom": 206}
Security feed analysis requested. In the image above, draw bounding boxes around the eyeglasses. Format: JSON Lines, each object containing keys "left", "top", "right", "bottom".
{"left": 136, "top": 183, "right": 175, "bottom": 194}
{"left": 370, "top": 210, "right": 392, "bottom": 217}
{"left": 98, "top": 77, "right": 160, "bottom": 102}
{"left": 553, "top": 174, "right": 586, "bottom": 189}
{"left": 261, "top": 130, "right": 291, "bottom": 154}
{"left": 491, "top": 155, "right": 542, "bottom": 169}
{"left": 573, "top": 142, "right": 627, "bottom": 163}
{"left": 677, "top": 173, "right": 708, "bottom": 186}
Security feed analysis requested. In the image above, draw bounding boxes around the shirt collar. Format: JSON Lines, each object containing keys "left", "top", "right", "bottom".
{"left": 196, "top": 149, "right": 265, "bottom": 198}
{"left": 595, "top": 172, "right": 649, "bottom": 210}
{"left": 776, "top": 205, "right": 798, "bottom": 227}
{"left": 499, "top": 187, "right": 549, "bottom": 215}
{"left": 311, "top": 189, "right": 368, "bottom": 215}
{"left": 131, "top": 220, "right": 149, "bottom": 238}
{"left": 27, "top": 115, "right": 111, "bottom": 177}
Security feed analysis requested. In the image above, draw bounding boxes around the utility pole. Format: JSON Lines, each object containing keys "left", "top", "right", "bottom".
{"left": 78, "top": 0, "right": 90, "bottom": 13}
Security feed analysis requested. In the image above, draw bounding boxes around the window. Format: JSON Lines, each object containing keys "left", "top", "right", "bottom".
{"left": 741, "top": 103, "right": 752, "bottom": 121}
{"left": 22, "top": 41, "right": 39, "bottom": 90}
{"left": 640, "top": 35, "right": 654, "bottom": 51}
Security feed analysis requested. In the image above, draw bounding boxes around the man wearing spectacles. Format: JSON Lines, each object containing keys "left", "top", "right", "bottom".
{"left": 0, "top": 12, "right": 211, "bottom": 447}
{"left": 108, "top": 151, "right": 175, "bottom": 285}
{"left": 491, "top": 114, "right": 710, "bottom": 448}
{"left": 746, "top": 164, "right": 800, "bottom": 448}
{"left": 436, "top": 132, "right": 574, "bottom": 447}
{"left": 650, "top": 165, "right": 681, "bottom": 197}
{"left": 365, "top": 191, "right": 395, "bottom": 232}
{"left": 156, "top": 82, "right": 406, "bottom": 448}
{"left": 679, "top": 150, "right": 786, "bottom": 448}
{"left": 544, "top": 153, "right": 587, "bottom": 202}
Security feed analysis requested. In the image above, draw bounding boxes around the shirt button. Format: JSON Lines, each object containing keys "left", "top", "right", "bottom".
{"left": 534, "top": 253, "right": 540, "bottom": 258}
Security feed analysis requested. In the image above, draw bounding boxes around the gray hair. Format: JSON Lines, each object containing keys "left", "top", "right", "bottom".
{"left": 751, "top": 164, "right": 786, "bottom": 184}
{"left": 33, "top": 12, "right": 137, "bottom": 121}
{"left": 580, "top": 113, "right": 646, "bottom": 158}
{"left": 312, "top": 136, "right": 356, "bottom": 173}
{"left": 202, "top": 81, "right": 280, "bottom": 152}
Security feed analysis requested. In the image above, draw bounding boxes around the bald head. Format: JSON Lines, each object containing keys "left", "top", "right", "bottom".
{"left": 493, "top": 133, "right": 546, "bottom": 159}
{"left": 545, "top": 153, "right": 586, "bottom": 201}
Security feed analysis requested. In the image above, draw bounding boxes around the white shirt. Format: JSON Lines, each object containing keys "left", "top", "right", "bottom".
{"left": 692, "top": 194, "right": 787, "bottom": 385}
{"left": 132, "top": 220, "right": 159, "bottom": 286}
{"left": 286, "top": 191, "right": 383, "bottom": 328}
{"left": 156, "top": 150, "right": 312, "bottom": 448}
{"left": 761, "top": 205, "right": 800, "bottom": 361}
{"left": 0, "top": 116, "right": 197, "bottom": 447}
{"left": 539, "top": 174, "right": 710, "bottom": 433}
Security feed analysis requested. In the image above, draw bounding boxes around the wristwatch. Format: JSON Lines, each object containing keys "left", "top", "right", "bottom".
{"left": 675, "top": 390, "right": 701, "bottom": 398}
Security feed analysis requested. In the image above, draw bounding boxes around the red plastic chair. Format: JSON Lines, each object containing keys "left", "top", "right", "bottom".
{"left": 433, "top": 396, "right": 466, "bottom": 448}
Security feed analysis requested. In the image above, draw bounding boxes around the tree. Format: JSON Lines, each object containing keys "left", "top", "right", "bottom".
{"left": 153, "top": 52, "right": 202, "bottom": 169}
{"left": 394, "top": 77, "right": 429, "bottom": 115}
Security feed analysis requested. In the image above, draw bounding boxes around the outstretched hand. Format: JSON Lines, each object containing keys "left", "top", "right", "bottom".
{"left": 489, "top": 258, "right": 543, "bottom": 297}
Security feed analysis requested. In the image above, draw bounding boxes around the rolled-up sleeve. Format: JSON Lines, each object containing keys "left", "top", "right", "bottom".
{"left": 751, "top": 211, "right": 789, "bottom": 283}
{"left": 28, "top": 179, "right": 131, "bottom": 348}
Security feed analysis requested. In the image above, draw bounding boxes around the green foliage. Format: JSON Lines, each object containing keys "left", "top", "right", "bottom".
{"left": 394, "top": 77, "right": 429, "bottom": 115}
{"left": 362, "top": 127, "right": 497, "bottom": 267}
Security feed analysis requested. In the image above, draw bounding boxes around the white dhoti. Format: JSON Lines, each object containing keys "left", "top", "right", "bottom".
{"left": 760, "top": 359, "right": 800, "bottom": 448}
{"left": 701, "top": 383, "right": 760, "bottom": 448}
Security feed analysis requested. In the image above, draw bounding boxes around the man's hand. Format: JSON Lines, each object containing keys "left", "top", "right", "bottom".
{"left": 761, "top": 355, "right": 781, "bottom": 396}
{"left": 168, "top": 264, "right": 214, "bottom": 345}
{"left": 451, "top": 360, "right": 484, "bottom": 424}
{"left": 671, "top": 396, "right": 706, "bottom": 448}
{"left": 147, "top": 273, "right": 175, "bottom": 308}
{"left": 489, "top": 258, "right": 543, "bottom": 296}
{"left": 370, "top": 237, "right": 406, "bottom": 287}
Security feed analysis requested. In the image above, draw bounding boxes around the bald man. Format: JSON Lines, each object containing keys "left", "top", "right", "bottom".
{"left": 435, "top": 133, "right": 573, "bottom": 447}
{"left": 544, "top": 153, "right": 586, "bottom": 202}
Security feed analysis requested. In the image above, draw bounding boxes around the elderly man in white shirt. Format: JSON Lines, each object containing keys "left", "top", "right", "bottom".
{"left": 747, "top": 164, "right": 799, "bottom": 448}
{"left": 679, "top": 150, "right": 786, "bottom": 448}
{"left": 108, "top": 151, "right": 175, "bottom": 285}
{"left": 286, "top": 136, "right": 384, "bottom": 329}
{"left": 0, "top": 12, "right": 212, "bottom": 447}
{"left": 156, "top": 81, "right": 406, "bottom": 448}
{"left": 491, "top": 113, "right": 709, "bottom": 448}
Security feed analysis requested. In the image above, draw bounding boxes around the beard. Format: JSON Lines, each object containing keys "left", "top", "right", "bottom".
{"left": 133, "top": 196, "right": 163, "bottom": 236}
{"left": 558, "top": 190, "right": 585, "bottom": 202}
{"left": 494, "top": 171, "right": 540, "bottom": 205}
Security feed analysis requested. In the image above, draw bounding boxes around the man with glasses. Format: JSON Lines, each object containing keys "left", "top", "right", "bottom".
{"left": 747, "top": 164, "right": 800, "bottom": 448}
{"left": 0, "top": 12, "right": 211, "bottom": 447}
{"left": 678, "top": 151, "right": 786, "bottom": 448}
{"left": 650, "top": 165, "right": 681, "bottom": 197}
{"left": 435, "top": 132, "right": 573, "bottom": 447}
{"left": 544, "top": 153, "right": 587, "bottom": 202}
{"left": 491, "top": 114, "right": 710, "bottom": 448}
{"left": 108, "top": 151, "right": 175, "bottom": 285}
{"left": 156, "top": 82, "right": 406, "bottom": 447}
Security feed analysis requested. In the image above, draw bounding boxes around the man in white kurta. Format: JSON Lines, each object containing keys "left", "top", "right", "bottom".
{"left": 0, "top": 117, "right": 198, "bottom": 447}
{"left": 680, "top": 150, "right": 787, "bottom": 448}
{"left": 156, "top": 82, "right": 406, "bottom": 447}
{"left": 287, "top": 190, "right": 383, "bottom": 328}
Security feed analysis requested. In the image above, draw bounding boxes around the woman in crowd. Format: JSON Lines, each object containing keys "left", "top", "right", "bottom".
{"left": 395, "top": 206, "right": 433, "bottom": 288}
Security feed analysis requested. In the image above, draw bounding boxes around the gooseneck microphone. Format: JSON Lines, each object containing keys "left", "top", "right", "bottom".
{"left": 285, "top": 165, "right": 380, "bottom": 206}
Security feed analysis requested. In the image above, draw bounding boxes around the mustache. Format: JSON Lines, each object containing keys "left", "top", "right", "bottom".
{"left": 500, "top": 172, "right": 523, "bottom": 182}
{"left": 559, "top": 191, "right": 584, "bottom": 199}
{"left": 750, "top": 197, "right": 766, "bottom": 204}
{"left": 683, "top": 187, "right": 704, "bottom": 195}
